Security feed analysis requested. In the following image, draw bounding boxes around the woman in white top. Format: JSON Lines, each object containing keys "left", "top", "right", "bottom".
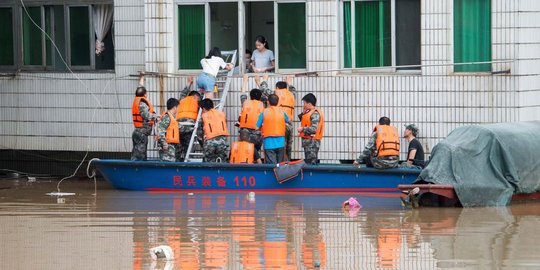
{"left": 196, "top": 47, "right": 233, "bottom": 99}
{"left": 251, "top": 35, "right": 275, "bottom": 73}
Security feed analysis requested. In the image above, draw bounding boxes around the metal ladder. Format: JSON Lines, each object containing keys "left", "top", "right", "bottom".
{"left": 184, "top": 50, "right": 237, "bottom": 162}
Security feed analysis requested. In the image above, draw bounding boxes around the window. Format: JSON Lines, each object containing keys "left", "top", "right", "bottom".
{"left": 454, "top": 0, "right": 491, "bottom": 72}
{"left": 0, "top": 7, "right": 14, "bottom": 66}
{"left": 343, "top": 0, "right": 420, "bottom": 70}
{"left": 177, "top": 1, "right": 306, "bottom": 71}
{"left": 1, "top": 3, "right": 114, "bottom": 71}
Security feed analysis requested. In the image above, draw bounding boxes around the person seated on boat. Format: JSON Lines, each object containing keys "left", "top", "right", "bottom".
{"left": 257, "top": 75, "right": 297, "bottom": 161}
{"left": 157, "top": 98, "right": 180, "bottom": 162}
{"left": 131, "top": 73, "right": 160, "bottom": 161}
{"left": 256, "top": 94, "right": 290, "bottom": 164}
{"left": 399, "top": 124, "right": 425, "bottom": 169}
{"left": 238, "top": 83, "right": 265, "bottom": 155}
{"left": 197, "top": 99, "right": 230, "bottom": 162}
{"left": 176, "top": 76, "right": 202, "bottom": 162}
{"left": 230, "top": 129, "right": 262, "bottom": 164}
{"left": 353, "top": 116, "right": 400, "bottom": 169}
{"left": 297, "top": 93, "right": 324, "bottom": 165}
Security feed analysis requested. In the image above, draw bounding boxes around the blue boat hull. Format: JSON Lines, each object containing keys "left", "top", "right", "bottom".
{"left": 93, "top": 159, "right": 420, "bottom": 192}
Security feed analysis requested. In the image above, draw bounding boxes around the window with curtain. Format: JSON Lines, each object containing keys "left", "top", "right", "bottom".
{"left": 178, "top": 5, "right": 205, "bottom": 69}
{"left": 454, "top": 0, "right": 491, "bottom": 72}
{"left": 278, "top": 3, "right": 306, "bottom": 69}
{"left": 355, "top": 0, "right": 390, "bottom": 68}
{"left": 343, "top": 2, "right": 352, "bottom": 68}
{"left": 0, "top": 7, "right": 14, "bottom": 66}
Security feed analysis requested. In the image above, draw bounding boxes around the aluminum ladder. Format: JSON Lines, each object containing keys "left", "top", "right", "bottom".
{"left": 184, "top": 50, "right": 237, "bottom": 162}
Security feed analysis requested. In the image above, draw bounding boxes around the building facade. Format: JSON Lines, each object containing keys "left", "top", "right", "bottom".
{"left": 1, "top": 0, "right": 539, "bottom": 172}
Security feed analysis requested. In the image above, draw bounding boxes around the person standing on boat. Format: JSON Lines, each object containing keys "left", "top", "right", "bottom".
{"left": 176, "top": 77, "right": 202, "bottom": 162}
{"left": 131, "top": 74, "right": 160, "bottom": 160}
{"left": 197, "top": 99, "right": 230, "bottom": 162}
{"left": 353, "top": 117, "right": 400, "bottom": 169}
{"left": 196, "top": 47, "right": 234, "bottom": 99}
{"left": 229, "top": 129, "right": 262, "bottom": 164}
{"left": 157, "top": 98, "right": 180, "bottom": 162}
{"left": 238, "top": 84, "right": 265, "bottom": 155}
{"left": 399, "top": 124, "right": 425, "bottom": 169}
{"left": 297, "top": 93, "right": 324, "bottom": 165}
{"left": 258, "top": 76, "right": 296, "bottom": 161}
{"left": 256, "top": 94, "right": 290, "bottom": 164}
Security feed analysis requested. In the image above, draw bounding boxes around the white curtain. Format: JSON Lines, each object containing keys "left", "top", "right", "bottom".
{"left": 93, "top": 4, "right": 113, "bottom": 56}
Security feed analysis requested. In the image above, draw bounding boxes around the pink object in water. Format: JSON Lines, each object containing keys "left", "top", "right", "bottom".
{"left": 343, "top": 197, "right": 362, "bottom": 208}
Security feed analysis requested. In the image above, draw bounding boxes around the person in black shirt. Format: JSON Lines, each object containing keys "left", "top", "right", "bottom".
{"left": 399, "top": 124, "right": 425, "bottom": 169}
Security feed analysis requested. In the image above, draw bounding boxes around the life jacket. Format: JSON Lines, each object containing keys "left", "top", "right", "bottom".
{"left": 132, "top": 96, "right": 155, "bottom": 127}
{"left": 229, "top": 141, "right": 255, "bottom": 164}
{"left": 156, "top": 112, "right": 180, "bottom": 144}
{"left": 239, "top": 100, "right": 265, "bottom": 129}
{"left": 261, "top": 106, "right": 286, "bottom": 138}
{"left": 176, "top": 95, "right": 199, "bottom": 120}
{"left": 202, "top": 109, "right": 229, "bottom": 139}
{"left": 299, "top": 108, "right": 324, "bottom": 140}
{"left": 374, "top": 125, "right": 400, "bottom": 157}
{"left": 275, "top": 88, "right": 295, "bottom": 120}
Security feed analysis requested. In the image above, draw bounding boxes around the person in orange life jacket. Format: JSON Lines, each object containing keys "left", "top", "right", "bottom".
{"left": 229, "top": 129, "right": 262, "bottom": 164}
{"left": 157, "top": 98, "right": 180, "bottom": 162}
{"left": 256, "top": 94, "right": 290, "bottom": 164}
{"left": 297, "top": 93, "right": 324, "bottom": 165}
{"left": 237, "top": 86, "right": 265, "bottom": 154}
{"left": 176, "top": 76, "right": 202, "bottom": 162}
{"left": 353, "top": 116, "right": 400, "bottom": 169}
{"left": 196, "top": 99, "right": 230, "bottom": 162}
{"left": 399, "top": 124, "right": 425, "bottom": 169}
{"left": 131, "top": 74, "right": 160, "bottom": 160}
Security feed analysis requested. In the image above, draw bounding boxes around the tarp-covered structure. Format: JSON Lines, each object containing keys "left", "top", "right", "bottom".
{"left": 416, "top": 121, "right": 540, "bottom": 207}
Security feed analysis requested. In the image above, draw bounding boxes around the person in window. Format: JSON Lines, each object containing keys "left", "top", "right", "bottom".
{"left": 399, "top": 124, "right": 425, "bottom": 169}
{"left": 251, "top": 35, "right": 275, "bottom": 73}
{"left": 256, "top": 94, "right": 290, "bottom": 164}
{"left": 196, "top": 47, "right": 233, "bottom": 100}
{"left": 131, "top": 74, "right": 160, "bottom": 160}
{"left": 353, "top": 117, "right": 400, "bottom": 169}
{"left": 157, "top": 98, "right": 180, "bottom": 162}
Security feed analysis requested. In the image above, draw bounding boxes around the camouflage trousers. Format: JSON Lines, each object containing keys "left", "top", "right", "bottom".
{"left": 285, "top": 123, "right": 293, "bottom": 161}
{"left": 176, "top": 120, "right": 196, "bottom": 162}
{"left": 302, "top": 138, "right": 321, "bottom": 165}
{"left": 159, "top": 144, "right": 177, "bottom": 162}
{"left": 398, "top": 162, "right": 423, "bottom": 170}
{"left": 369, "top": 156, "right": 399, "bottom": 169}
{"left": 239, "top": 128, "right": 262, "bottom": 151}
{"left": 204, "top": 136, "right": 229, "bottom": 163}
{"left": 131, "top": 128, "right": 149, "bottom": 161}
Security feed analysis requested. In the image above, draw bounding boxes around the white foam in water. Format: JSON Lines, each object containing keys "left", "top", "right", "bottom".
{"left": 46, "top": 192, "right": 76, "bottom": 196}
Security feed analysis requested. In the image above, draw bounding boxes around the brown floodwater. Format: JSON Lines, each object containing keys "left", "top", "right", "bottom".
{"left": 1, "top": 178, "right": 540, "bottom": 270}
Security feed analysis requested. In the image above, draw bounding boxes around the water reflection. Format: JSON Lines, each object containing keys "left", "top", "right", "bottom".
{"left": 0, "top": 180, "right": 540, "bottom": 269}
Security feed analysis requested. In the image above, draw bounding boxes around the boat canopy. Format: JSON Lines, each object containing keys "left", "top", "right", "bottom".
{"left": 416, "top": 121, "right": 540, "bottom": 207}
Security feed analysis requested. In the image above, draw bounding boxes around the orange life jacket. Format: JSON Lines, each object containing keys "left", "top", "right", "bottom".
{"left": 176, "top": 95, "right": 199, "bottom": 120}
{"left": 299, "top": 108, "right": 324, "bottom": 140}
{"left": 275, "top": 88, "right": 295, "bottom": 120}
{"left": 375, "top": 125, "right": 400, "bottom": 157}
{"left": 239, "top": 100, "right": 265, "bottom": 129}
{"left": 229, "top": 141, "right": 255, "bottom": 164}
{"left": 261, "top": 106, "right": 286, "bottom": 138}
{"left": 156, "top": 112, "right": 180, "bottom": 144}
{"left": 202, "top": 109, "right": 229, "bottom": 139}
{"left": 132, "top": 97, "right": 155, "bottom": 127}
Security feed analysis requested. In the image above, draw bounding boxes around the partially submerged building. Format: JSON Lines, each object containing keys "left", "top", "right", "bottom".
{"left": 1, "top": 0, "right": 539, "bottom": 173}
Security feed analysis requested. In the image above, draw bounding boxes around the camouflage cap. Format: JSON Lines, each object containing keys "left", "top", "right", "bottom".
{"left": 404, "top": 124, "right": 419, "bottom": 134}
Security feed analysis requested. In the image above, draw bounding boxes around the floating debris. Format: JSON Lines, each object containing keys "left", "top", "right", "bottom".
{"left": 149, "top": 245, "right": 174, "bottom": 261}
{"left": 46, "top": 192, "right": 76, "bottom": 196}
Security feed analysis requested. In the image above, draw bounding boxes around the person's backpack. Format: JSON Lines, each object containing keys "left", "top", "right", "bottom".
{"left": 273, "top": 160, "right": 306, "bottom": 184}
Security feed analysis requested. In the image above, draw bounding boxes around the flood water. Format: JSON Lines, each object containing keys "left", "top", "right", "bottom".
{"left": 1, "top": 179, "right": 540, "bottom": 270}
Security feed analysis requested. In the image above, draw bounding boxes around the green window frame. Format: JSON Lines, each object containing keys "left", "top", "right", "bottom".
{"left": 69, "top": 6, "right": 92, "bottom": 67}
{"left": 454, "top": 0, "right": 491, "bottom": 72}
{"left": 0, "top": 7, "right": 15, "bottom": 66}
{"left": 178, "top": 5, "right": 205, "bottom": 70}
{"left": 277, "top": 3, "right": 306, "bottom": 69}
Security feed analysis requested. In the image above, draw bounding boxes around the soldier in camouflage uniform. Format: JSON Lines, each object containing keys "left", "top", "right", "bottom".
{"left": 238, "top": 83, "right": 264, "bottom": 153}
{"left": 197, "top": 99, "right": 230, "bottom": 162}
{"left": 157, "top": 98, "right": 180, "bottom": 162}
{"left": 176, "top": 77, "right": 202, "bottom": 162}
{"left": 354, "top": 117, "right": 399, "bottom": 169}
{"left": 131, "top": 75, "right": 160, "bottom": 160}
{"left": 298, "top": 93, "right": 324, "bottom": 165}
{"left": 258, "top": 76, "right": 297, "bottom": 161}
